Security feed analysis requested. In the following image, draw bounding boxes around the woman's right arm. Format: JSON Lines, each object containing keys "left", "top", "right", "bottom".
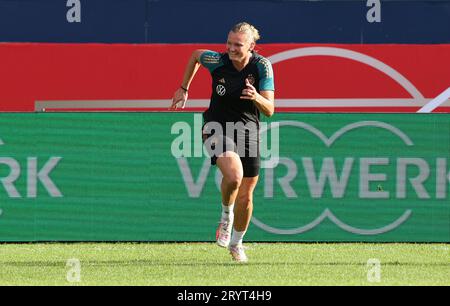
{"left": 170, "top": 49, "right": 207, "bottom": 110}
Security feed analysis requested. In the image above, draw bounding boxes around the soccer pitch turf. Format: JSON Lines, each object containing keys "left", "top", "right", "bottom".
{"left": 0, "top": 242, "right": 448, "bottom": 286}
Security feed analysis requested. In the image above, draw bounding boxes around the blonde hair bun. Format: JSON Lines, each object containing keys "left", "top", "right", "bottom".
{"left": 231, "top": 22, "right": 260, "bottom": 43}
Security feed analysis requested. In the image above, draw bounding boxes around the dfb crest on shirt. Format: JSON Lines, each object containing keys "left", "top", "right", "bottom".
{"left": 247, "top": 74, "right": 256, "bottom": 86}
{"left": 216, "top": 85, "right": 226, "bottom": 96}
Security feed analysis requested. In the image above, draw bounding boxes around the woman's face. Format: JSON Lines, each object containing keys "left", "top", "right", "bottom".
{"left": 226, "top": 31, "right": 254, "bottom": 62}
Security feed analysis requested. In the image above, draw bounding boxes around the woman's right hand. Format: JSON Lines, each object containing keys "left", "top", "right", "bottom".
{"left": 170, "top": 88, "right": 188, "bottom": 110}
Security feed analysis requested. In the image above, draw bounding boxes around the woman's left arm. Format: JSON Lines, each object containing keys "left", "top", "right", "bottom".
{"left": 241, "top": 79, "right": 275, "bottom": 117}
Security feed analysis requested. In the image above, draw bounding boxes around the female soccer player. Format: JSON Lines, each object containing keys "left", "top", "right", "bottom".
{"left": 170, "top": 22, "right": 275, "bottom": 262}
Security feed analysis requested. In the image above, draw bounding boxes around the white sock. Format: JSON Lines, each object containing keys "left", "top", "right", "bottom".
{"left": 221, "top": 203, "right": 234, "bottom": 223}
{"left": 230, "top": 229, "right": 246, "bottom": 246}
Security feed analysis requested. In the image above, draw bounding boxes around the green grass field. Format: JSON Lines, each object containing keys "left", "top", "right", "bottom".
{"left": 0, "top": 243, "right": 448, "bottom": 286}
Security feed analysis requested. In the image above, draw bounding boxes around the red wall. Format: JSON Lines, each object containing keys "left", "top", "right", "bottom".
{"left": 1, "top": 43, "right": 449, "bottom": 112}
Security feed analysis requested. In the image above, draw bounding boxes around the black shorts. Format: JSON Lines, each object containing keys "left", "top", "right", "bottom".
{"left": 202, "top": 122, "right": 260, "bottom": 177}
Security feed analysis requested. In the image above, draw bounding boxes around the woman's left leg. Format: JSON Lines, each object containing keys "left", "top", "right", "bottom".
{"left": 233, "top": 176, "right": 259, "bottom": 232}
{"left": 229, "top": 176, "right": 259, "bottom": 262}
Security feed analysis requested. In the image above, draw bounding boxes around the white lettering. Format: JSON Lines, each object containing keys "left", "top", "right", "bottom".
{"left": 27, "top": 157, "right": 63, "bottom": 198}
{"left": 202, "top": 121, "right": 224, "bottom": 158}
{"left": 396, "top": 158, "right": 430, "bottom": 199}
{"left": 176, "top": 158, "right": 211, "bottom": 198}
{"left": 366, "top": 0, "right": 381, "bottom": 23}
{"left": 176, "top": 157, "right": 448, "bottom": 200}
{"left": 436, "top": 158, "right": 449, "bottom": 199}
{"left": 303, "top": 157, "right": 353, "bottom": 198}
{"left": 0, "top": 157, "right": 21, "bottom": 198}
{"left": 260, "top": 122, "right": 280, "bottom": 168}
{"left": 66, "top": 0, "right": 81, "bottom": 23}
{"left": 360, "top": 158, "right": 389, "bottom": 198}
{"left": 367, "top": 258, "right": 381, "bottom": 282}
{"left": 264, "top": 157, "right": 298, "bottom": 198}
{"left": 66, "top": 258, "right": 81, "bottom": 283}
{"left": 178, "top": 290, "right": 211, "bottom": 303}
{"left": 193, "top": 114, "right": 203, "bottom": 157}
{"left": 171, "top": 122, "right": 192, "bottom": 158}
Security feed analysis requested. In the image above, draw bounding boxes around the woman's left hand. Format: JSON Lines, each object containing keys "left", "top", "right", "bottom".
{"left": 240, "top": 78, "right": 258, "bottom": 101}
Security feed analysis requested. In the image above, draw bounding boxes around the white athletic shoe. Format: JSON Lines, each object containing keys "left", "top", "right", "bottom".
{"left": 216, "top": 221, "right": 232, "bottom": 248}
{"left": 228, "top": 244, "right": 248, "bottom": 263}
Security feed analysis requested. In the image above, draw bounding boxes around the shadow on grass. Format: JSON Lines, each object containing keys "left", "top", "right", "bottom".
{"left": 2, "top": 260, "right": 449, "bottom": 268}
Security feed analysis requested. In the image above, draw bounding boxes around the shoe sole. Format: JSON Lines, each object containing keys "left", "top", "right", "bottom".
{"left": 230, "top": 255, "right": 248, "bottom": 263}
{"left": 216, "top": 240, "right": 230, "bottom": 248}
{"left": 229, "top": 247, "right": 248, "bottom": 263}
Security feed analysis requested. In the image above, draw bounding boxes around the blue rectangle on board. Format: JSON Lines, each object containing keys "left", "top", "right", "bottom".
{"left": 0, "top": 0, "right": 449, "bottom": 43}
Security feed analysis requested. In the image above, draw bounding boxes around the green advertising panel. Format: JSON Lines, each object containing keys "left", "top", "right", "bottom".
{"left": 0, "top": 113, "right": 448, "bottom": 242}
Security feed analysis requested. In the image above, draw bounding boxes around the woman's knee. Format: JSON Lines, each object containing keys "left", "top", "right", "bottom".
{"left": 223, "top": 173, "right": 243, "bottom": 190}
{"left": 237, "top": 193, "right": 253, "bottom": 207}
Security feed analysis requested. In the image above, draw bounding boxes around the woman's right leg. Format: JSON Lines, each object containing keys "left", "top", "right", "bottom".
{"left": 214, "top": 151, "right": 243, "bottom": 247}
{"left": 216, "top": 151, "right": 244, "bottom": 205}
